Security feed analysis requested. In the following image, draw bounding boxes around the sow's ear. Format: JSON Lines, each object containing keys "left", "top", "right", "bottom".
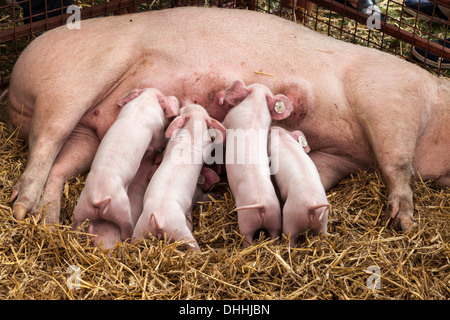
{"left": 165, "top": 115, "right": 188, "bottom": 138}
{"left": 158, "top": 95, "right": 180, "bottom": 118}
{"left": 266, "top": 94, "right": 293, "bottom": 120}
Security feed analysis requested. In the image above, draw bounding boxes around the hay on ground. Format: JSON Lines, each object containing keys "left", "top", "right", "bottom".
{"left": 1, "top": 4, "right": 449, "bottom": 299}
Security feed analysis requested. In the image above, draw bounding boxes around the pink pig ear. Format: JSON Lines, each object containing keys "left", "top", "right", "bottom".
{"left": 223, "top": 80, "right": 251, "bottom": 106}
{"left": 206, "top": 117, "right": 227, "bottom": 144}
{"left": 308, "top": 204, "right": 330, "bottom": 222}
{"left": 197, "top": 167, "right": 220, "bottom": 191}
{"left": 289, "top": 130, "right": 311, "bottom": 153}
{"left": 158, "top": 95, "right": 180, "bottom": 118}
{"left": 266, "top": 94, "right": 293, "bottom": 120}
{"left": 165, "top": 115, "right": 188, "bottom": 138}
{"left": 118, "top": 89, "right": 143, "bottom": 107}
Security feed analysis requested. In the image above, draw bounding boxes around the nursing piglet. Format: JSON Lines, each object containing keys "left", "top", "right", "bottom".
{"left": 146, "top": 155, "right": 221, "bottom": 232}
{"left": 73, "top": 88, "right": 179, "bottom": 248}
{"left": 219, "top": 80, "right": 293, "bottom": 247}
{"left": 269, "top": 126, "right": 330, "bottom": 246}
{"left": 132, "top": 104, "right": 226, "bottom": 251}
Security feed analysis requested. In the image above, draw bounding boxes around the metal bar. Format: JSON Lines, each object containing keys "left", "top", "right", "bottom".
{"left": 308, "top": 0, "right": 450, "bottom": 60}
{"left": 0, "top": 0, "right": 148, "bottom": 43}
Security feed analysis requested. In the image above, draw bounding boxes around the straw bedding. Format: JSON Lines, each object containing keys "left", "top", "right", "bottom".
{"left": 0, "top": 98, "right": 449, "bottom": 299}
{"left": 0, "top": 3, "right": 449, "bottom": 300}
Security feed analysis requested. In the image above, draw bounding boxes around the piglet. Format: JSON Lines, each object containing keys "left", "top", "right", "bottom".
{"left": 72, "top": 88, "right": 179, "bottom": 249}
{"left": 269, "top": 126, "right": 330, "bottom": 246}
{"left": 147, "top": 155, "right": 221, "bottom": 232}
{"left": 218, "top": 80, "right": 293, "bottom": 247}
{"left": 132, "top": 104, "right": 226, "bottom": 251}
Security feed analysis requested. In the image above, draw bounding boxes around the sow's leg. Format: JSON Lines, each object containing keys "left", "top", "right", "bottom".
{"left": 37, "top": 125, "right": 100, "bottom": 224}
{"left": 10, "top": 97, "right": 90, "bottom": 222}
{"left": 351, "top": 98, "right": 424, "bottom": 231}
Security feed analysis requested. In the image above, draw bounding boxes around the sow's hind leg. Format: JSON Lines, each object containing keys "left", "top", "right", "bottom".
{"left": 10, "top": 96, "right": 90, "bottom": 222}
{"left": 351, "top": 96, "right": 426, "bottom": 232}
{"left": 414, "top": 108, "right": 450, "bottom": 188}
{"left": 36, "top": 124, "right": 100, "bottom": 224}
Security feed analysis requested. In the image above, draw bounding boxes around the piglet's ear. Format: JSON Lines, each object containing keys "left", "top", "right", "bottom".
{"left": 118, "top": 89, "right": 143, "bottom": 107}
{"left": 198, "top": 167, "right": 220, "bottom": 191}
{"left": 223, "top": 80, "right": 251, "bottom": 106}
{"left": 266, "top": 94, "right": 293, "bottom": 120}
{"left": 308, "top": 204, "right": 330, "bottom": 222}
{"left": 165, "top": 115, "right": 187, "bottom": 138}
{"left": 158, "top": 95, "right": 180, "bottom": 118}
{"left": 206, "top": 117, "right": 227, "bottom": 144}
{"left": 289, "top": 130, "right": 311, "bottom": 153}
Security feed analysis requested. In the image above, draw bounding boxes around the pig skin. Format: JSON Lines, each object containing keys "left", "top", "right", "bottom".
{"left": 7, "top": 7, "right": 450, "bottom": 232}
{"left": 132, "top": 104, "right": 226, "bottom": 251}
{"left": 269, "top": 126, "right": 330, "bottom": 246}
{"left": 72, "top": 88, "right": 179, "bottom": 248}
{"left": 221, "top": 81, "right": 292, "bottom": 246}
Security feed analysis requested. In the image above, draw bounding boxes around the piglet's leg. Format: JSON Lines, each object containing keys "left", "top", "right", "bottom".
{"left": 33, "top": 124, "right": 100, "bottom": 224}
